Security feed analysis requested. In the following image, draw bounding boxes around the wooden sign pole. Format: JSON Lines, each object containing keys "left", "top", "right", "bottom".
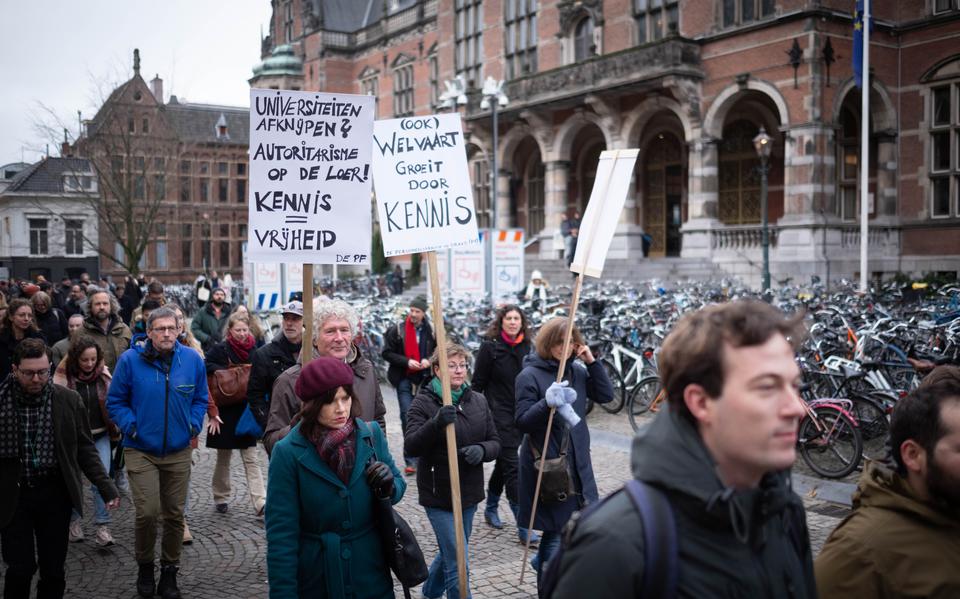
{"left": 519, "top": 273, "right": 584, "bottom": 584}
{"left": 426, "top": 251, "right": 469, "bottom": 599}
{"left": 301, "top": 265, "right": 314, "bottom": 366}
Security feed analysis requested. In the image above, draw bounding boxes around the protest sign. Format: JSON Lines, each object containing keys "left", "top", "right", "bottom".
{"left": 247, "top": 89, "right": 374, "bottom": 264}
{"left": 371, "top": 114, "right": 480, "bottom": 256}
{"left": 569, "top": 149, "right": 639, "bottom": 277}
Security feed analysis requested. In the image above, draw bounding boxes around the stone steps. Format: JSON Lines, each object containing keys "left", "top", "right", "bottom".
{"left": 525, "top": 256, "right": 727, "bottom": 287}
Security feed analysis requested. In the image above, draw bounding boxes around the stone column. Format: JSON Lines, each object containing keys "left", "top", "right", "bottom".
{"left": 680, "top": 136, "right": 720, "bottom": 259}
{"left": 540, "top": 160, "right": 570, "bottom": 259}
{"left": 495, "top": 169, "right": 512, "bottom": 229}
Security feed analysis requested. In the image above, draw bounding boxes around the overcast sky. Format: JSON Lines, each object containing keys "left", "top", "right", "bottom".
{"left": 1, "top": 1, "right": 273, "bottom": 166}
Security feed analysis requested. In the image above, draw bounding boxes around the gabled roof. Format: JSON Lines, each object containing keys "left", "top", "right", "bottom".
{"left": 3, "top": 157, "right": 93, "bottom": 194}
{"left": 162, "top": 100, "right": 250, "bottom": 146}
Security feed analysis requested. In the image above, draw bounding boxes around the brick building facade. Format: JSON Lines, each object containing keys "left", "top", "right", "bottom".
{"left": 75, "top": 52, "right": 250, "bottom": 284}
{"left": 256, "top": 0, "right": 960, "bottom": 284}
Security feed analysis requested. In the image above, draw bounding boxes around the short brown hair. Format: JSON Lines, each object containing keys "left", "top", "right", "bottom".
{"left": 429, "top": 342, "right": 471, "bottom": 373}
{"left": 660, "top": 300, "right": 803, "bottom": 423}
{"left": 534, "top": 317, "right": 584, "bottom": 360}
{"left": 918, "top": 365, "right": 960, "bottom": 390}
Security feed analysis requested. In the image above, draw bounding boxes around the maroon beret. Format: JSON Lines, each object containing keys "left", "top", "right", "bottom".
{"left": 295, "top": 357, "right": 354, "bottom": 401}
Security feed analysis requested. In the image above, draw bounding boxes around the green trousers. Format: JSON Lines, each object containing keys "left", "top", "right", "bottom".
{"left": 125, "top": 446, "right": 192, "bottom": 565}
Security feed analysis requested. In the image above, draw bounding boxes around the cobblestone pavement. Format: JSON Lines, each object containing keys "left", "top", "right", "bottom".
{"left": 38, "top": 385, "right": 851, "bottom": 598}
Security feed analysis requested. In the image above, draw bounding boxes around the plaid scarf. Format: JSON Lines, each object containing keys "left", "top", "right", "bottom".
{"left": 309, "top": 419, "right": 356, "bottom": 484}
{"left": 0, "top": 374, "right": 57, "bottom": 482}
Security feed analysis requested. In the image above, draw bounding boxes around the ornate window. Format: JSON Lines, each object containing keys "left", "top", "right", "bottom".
{"left": 718, "top": 120, "right": 762, "bottom": 224}
{"left": 505, "top": 0, "right": 537, "bottom": 79}
{"left": 469, "top": 149, "right": 491, "bottom": 228}
{"left": 930, "top": 81, "right": 959, "bottom": 217}
{"left": 634, "top": 0, "right": 678, "bottom": 43}
{"left": 428, "top": 49, "right": 439, "bottom": 107}
{"left": 573, "top": 17, "right": 595, "bottom": 62}
{"left": 455, "top": 0, "right": 483, "bottom": 87}
{"left": 393, "top": 62, "right": 414, "bottom": 117}
{"left": 360, "top": 69, "right": 379, "bottom": 117}
{"left": 722, "top": 0, "right": 775, "bottom": 27}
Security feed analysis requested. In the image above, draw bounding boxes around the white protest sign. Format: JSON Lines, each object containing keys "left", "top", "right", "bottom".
{"left": 248, "top": 89, "right": 374, "bottom": 265}
{"left": 570, "top": 149, "right": 639, "bottom": 278}
{"left": 371, "top": 114, "right": 480, "bottom": 256}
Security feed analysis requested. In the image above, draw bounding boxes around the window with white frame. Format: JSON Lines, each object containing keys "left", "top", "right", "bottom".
{"left": 505, "top": 0, "right": 537, "bottom": 79}
{"left": 29, "top": 219, "right": 48, "bottom": 255}
{"left": 393, "top": 63, "right": 414, "bottom": 117}
{"left": 635, "top": 0, "right": 678, "bottom": 43}
{"left": 361, "top": 73, "right": 379, "bottom": 118}
{"left": 155, "top": 241, "right": 168, "bottom": 269}
{"left": 931, "top": 82, "right": 959, "bottom": 217}
{"left": 64, "top": 219, "right": 84, "bottom": 255}
{"left": 722, "top": 0, "right": 775, "bottom": 27}
{"left": 455, "top": 0, "right": 483, "bottom": 87}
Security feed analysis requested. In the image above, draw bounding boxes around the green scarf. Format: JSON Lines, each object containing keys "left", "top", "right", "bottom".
{"left": 430, "top": 376, "right": 468, "bottom": 405}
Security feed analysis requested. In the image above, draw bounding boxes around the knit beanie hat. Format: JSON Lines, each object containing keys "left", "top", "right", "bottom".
{"left": 410, "top": 295, "right": 428, "bottom": 312}
{"left": 295, "top": 357, "right": 354, "bottom": 401}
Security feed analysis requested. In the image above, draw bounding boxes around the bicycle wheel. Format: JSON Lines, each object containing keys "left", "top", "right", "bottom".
{"left": 628, "top": 375, "right": 661, "bottom": 432}
{"left": 798, "top": 405, "right": 863, "bottom": 478}
{"left": 598, "top": 359, "right": 626, "bottom": 414}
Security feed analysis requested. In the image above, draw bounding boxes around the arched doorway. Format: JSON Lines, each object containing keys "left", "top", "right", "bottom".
{"left": 511, "top": 136, "right": 545, "bottom": 236}
{"left": 568, "top": 124, "right": 606, "bottom": 213}
{"left": 642, "top": 131, "right": 685, "bottom": 256}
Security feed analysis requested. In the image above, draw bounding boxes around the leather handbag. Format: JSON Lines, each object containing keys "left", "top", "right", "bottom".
{"left": 362, "top": 431, "right": 428, "bottom": 597}
{"left": 531, "top": 430, "right": 574, "bottom": 504}
{"left": 207, "top": 363, "right": 251, "bottom": 408}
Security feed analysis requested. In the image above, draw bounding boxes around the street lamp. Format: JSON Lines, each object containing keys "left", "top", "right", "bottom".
{"left": 439, "top": 75, "right": 468, "bottom": 110}
{"left": 480, "top": 77, "right": 508, "bottom": 229}
{"left": 753, "top": 126, "right": 773, "bottom": 292}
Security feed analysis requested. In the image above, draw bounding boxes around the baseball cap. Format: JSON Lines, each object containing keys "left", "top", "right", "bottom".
{"left": 281, "top": 300, "right": 304, "bottom": 317}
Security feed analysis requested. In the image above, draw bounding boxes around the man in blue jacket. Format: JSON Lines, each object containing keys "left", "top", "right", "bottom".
{"left": 107, "top": 306, "right": 208, "bottom": 599}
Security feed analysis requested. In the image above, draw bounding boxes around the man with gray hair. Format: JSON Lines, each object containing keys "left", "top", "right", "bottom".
{"left": 82, "top": 288, "right": 132, "bottom": 371}
{"left": 263, "top": 298, "right": 386, "bottom": 454}
{"left": 107, "top": 306, "right": 207, "bottom": 599}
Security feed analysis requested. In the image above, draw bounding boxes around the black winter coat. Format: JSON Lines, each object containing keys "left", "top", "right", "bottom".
{"left": 0, "top": 329, "right": 46, "bottom": 382}
{"left": 247, "top": 333, "right": 301, "bottom": 429}
{"left": 382, "top": 319, "right": 436, "bottom": 387}
{"left": 471, "top": 335, "right": 530, "bottom": 449}
{"left": 404, "top": 382, "right": 500, "bottom": 510}
{"left": 0, "top": 384, "right": 118, "bottom": 528}
{"left": 35, "top": 308, "right": 68, "bottom": 346}
{"left": 515, "top": 353, "right": 613, "bottom": 533}
{"left": 205, "top": 341, "right": 256, "bottom": 450}
{"left": 550, "top": 409, "right": 817, "bottom": 599}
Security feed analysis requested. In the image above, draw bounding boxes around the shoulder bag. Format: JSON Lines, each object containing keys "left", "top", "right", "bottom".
{"left": 361, "top": 428, "right": 428, "bottom": 598}
{"left": 207, "top": 363, "right": 251, "bottom": 408}
{"left": 531, "top": 428, "right": 574, "bottom": 504}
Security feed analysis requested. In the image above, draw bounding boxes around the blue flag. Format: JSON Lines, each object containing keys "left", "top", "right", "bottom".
{"left": 853, "top": 0, "right": 868, "bottom": 88}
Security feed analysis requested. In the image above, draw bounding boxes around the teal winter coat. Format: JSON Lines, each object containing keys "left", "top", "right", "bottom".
{"left": 266, "top": 419, "right": 406, "bottom": 599}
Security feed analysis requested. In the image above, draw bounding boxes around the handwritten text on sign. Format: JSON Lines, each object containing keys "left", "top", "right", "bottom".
{"left": 372, "top": 114, "right": 479, "bottom": 256}
{"left": 247, "top": 89, "right": 374, "bottom": 264}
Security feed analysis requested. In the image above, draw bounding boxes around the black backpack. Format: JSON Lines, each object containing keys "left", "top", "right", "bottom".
{"left": 540, "top": 479, "right": 679, "bottom": 599}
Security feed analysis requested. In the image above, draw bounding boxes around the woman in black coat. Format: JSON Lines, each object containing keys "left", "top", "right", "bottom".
{"left": 514, "top": 317, "right": 613, "bottom": 591}
{"left": 205, "top": 312, "right": 265, "bottom": 515}
{"left": 404, "top": 343, "right": 500, "bottom": 599}
{"left": 471, "top": 304, "right": 539, "bottom": 545}
{"left": 0, "top": 298, "right": 46, "bottom": 381}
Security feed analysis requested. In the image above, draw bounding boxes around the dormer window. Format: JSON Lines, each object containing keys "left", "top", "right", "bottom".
{"left": 63, "top": 172, "right": 96, "bottom": 192}
{"left": 215, "top": 114, "right": 230, "bottom": 140}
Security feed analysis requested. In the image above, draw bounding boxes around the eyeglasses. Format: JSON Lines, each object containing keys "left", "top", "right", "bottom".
{"left": 17, "top": 369, "right": 49, "bottom": 380}
{"left": 447, "top": 363, "right": 468, "bottom": 372}
{"left": 151, "top": 326, "right": 179, "bottom": 334}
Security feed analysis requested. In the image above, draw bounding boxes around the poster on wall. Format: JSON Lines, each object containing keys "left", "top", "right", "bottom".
{"left": 247, "top": 89, "right": 374, "bottom": 264}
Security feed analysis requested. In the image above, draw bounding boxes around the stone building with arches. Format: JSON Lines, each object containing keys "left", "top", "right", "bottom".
{"left": 257, "top": 0, "right": 960, "bottom": 284}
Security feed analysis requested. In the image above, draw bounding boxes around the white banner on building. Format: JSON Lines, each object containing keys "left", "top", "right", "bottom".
{"left": 247, "top": 89, "right": 374, "bottom": 265}
{"left": 371, "top": 113, "right": 479, "bottom": 256}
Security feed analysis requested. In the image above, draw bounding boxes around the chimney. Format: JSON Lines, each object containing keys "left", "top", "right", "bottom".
{"left": 60, "top": 129, "right": 71, "bottom": 157}
{"left": 151, "top": 74, "right": 164, "bottom": 103}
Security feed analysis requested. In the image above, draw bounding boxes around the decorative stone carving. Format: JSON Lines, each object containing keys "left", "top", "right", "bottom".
{"left": 558, "top": 0, "right": 603, "bottom": 33}
{"left": 585, "top": 94, "right": 623, "bottom": 143}
{"left": 519, "top": 110, "right": 556, "bottom": 155}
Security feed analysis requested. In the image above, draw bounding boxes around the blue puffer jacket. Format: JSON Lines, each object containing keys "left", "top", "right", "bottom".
{"left": 107, "top": 340, "right": 208, "bottom": 456}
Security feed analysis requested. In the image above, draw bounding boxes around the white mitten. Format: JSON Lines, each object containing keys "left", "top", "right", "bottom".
{"left": 545, "top": 381, "right": 570, "bottom": 408}
{"left": 557, "top": 403, "right": 581, "bottom": 428}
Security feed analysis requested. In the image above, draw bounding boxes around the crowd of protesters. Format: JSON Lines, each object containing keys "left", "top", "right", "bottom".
{"left": 1, "top": 269, "right": 958, "bottom": 599}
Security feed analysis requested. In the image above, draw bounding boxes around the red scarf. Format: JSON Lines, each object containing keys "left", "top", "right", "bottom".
{"left": 404, "top": 317, "right": 421, "bottom": 374}
{"left": 501, "top": 330, "right": 525, "bottom": 347}
{"left": 227, "top": 333, "right": 255, "bottom": 362}
{"left": 310, "top": 419, "right": 356, "bottom": 484}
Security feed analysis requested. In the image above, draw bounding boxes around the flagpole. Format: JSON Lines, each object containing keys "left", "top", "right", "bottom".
{"left": 859, "top": 0, "right": 870, "bottom": 293}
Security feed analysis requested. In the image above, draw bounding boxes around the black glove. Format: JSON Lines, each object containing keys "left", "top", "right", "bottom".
{"left": 459, "top": 444, "right": 484, "bottom": 466}
{"left": 365, "top": 461, "right": 394, "bottom": 498}
{"left": 434, "top": 404, "right": 457, "bottom": 427}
